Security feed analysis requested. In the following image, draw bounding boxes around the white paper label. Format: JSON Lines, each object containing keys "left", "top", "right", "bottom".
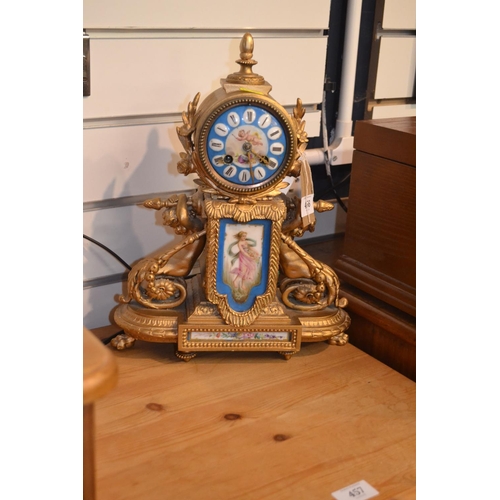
{"left": 331, "top": 480, "right": 379, "bottom": 500}
{"left": 301, "top": 193, "right": 314, "bottom": 217}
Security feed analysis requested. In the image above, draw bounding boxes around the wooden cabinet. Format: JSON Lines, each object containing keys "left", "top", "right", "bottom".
{"left": 336, "top": 117, "right": 416, "bottom": 380}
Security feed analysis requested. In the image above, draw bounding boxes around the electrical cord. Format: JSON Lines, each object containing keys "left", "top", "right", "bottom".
{"left": 329, "top": 184, "right": 349, "bottom": 213}
{"left": 329, "top": 171, "right": 349, "bottom": 213}
{"left": 319, "top": 82, "right": 349, "bottom": 214}
{"left": 83, "top": 234, "right": 132, "bottom": 270}
{"left": 332, "top": 171, "right": 352, "bottom": 190}
{"left": 314, "top": 169, "right": 350, "bottom": 213}
{"left": 83, "top": 234, "right": 130, "bottom": 344}
{"left": 315, "top": 171, "right": 351, "bottom": 199}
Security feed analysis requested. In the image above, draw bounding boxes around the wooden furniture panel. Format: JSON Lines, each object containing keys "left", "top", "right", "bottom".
{"left": 338, "top": 119, "right": 416, "bottom": 315}
{"left": 354, "top": 116, "right": 416, "bottom": 166}
{"left": 339, "top": 283, "right": 416, "bottom": 381}
{"left": 341, "top": 150, "right": 415, "bottom": 313}
{"left": 92, "top": 326, "right": 416, "bottom": 499}
{"left": 336, "top": 117, "right": 416, "bottom": 380}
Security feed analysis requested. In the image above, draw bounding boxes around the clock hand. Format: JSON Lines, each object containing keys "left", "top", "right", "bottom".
{"left": 248, "top": 148, "right": 269, "bottom": 166}
{"left": 246, "top": 153, "right": 255, "bottom": 182}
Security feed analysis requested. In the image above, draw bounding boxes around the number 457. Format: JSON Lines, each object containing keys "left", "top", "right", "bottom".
{"left": 349, "top": 486, "right": 364, "bottom": 497}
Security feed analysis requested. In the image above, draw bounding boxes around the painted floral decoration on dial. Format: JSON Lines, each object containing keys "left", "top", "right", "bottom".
{"left": 206, "top": 104, "right": 288, "bottom": 186}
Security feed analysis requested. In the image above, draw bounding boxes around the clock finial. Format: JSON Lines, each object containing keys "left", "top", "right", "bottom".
{"left": 239, "top": 33, "right": 254, "bottom": 63}
{"left": 225, "top": 33, "right": 265, "bottom": 85}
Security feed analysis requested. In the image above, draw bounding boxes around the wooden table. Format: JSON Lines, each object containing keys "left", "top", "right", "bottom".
{"left": 93, "top": 327, "right": 415, "bottom": 500}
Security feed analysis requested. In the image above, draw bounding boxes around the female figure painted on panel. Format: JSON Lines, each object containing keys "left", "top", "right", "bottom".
{"left": 229, "top": 231, "right": 260, "bottom": 300}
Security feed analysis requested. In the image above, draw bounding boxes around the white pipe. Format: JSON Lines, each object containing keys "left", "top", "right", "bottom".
{"left": 304, "top": 147, "right": 326, "bottom": 166}
{"left": 305, "top": 0, "right": 363, "bottom": 166}
{"left": 335, "top": 0, "right": 363, "bottom": 140}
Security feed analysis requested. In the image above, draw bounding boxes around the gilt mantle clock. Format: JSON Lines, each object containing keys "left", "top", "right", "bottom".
{"left": 112, "top": 33, "right": 350, "bottom": 360}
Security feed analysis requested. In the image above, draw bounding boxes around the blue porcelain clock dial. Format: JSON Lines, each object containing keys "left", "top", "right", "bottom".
{"left": 202, "top": 102, "right": 292, "bottom": 193}
{"left": 207, "top": 105, "right": 287, "bottom": 186}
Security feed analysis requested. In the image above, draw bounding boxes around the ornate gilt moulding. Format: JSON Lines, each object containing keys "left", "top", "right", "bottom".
{"left": 112, "top": 33, "right": 350, "bottom": 360}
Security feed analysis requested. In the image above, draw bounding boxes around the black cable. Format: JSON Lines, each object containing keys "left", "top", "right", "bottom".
{"left": 332, "top": 172, "right": 351, "bottom": 189}
{"left": 331, "top": 185, "right": 348, "bottom": 213}
{"left": 315, "top": 172, "right": 351, "bottom": 200}
{"left": 330, "top": 171, "right": 349, "bottom": 213}
{"left": 314, "top": 171, "right": 350, "bottom": 213}
{"left": 83, "top": 234, "right": 132, "bottom": 270}
{"left": 84, "top": 234, "right": 129, "bottom": 345}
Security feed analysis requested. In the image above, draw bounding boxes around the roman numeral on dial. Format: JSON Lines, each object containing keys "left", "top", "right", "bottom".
{"left": 270, "top": 143, "right": 284, "bottom": 155}
{"left": 243, "top": 109, "right": 256, "bottom": 123}
{"left": 268, "top": 157, "right": 279, "bottom": 170}
{"left": 258, "top": 114, "right": 271, "bottom": 128}
{"left": 239, "top": 170, "right": 250, "bottom": 182}
{"left": 214, "top": 123, "right": 229, "bottom": 136}
{"left": 267, "top": 127, "right": 282, "bottom": 139}
{"left": 209, "top": 139, "right": 224, "bottom": 151}
{"left": 223, "top": 165, "right": 237, "bottom": 178}
{"left": 255, "top": 167, "right": 266, "bottom": 179}
{"left": 227, "top": 112, "right": 240, "bottom": 127}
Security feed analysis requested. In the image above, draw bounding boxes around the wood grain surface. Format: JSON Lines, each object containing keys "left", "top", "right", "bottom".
{"left": 92, "top": 327, "right": 415, "bottom": 500}
{"left": 332, "top": 117, "right": 416, "bottom": 380}
{"left": 84, "top": 327, "right": 119, "bottom": 500}
{"left": 84, "top": 327, "right": 119, "bottom": 405}
{"left": 353, "top": 118, "right": 416, "bottom": 168}
{"left": 337, "top": 150, "right": 416, "bottom": 314}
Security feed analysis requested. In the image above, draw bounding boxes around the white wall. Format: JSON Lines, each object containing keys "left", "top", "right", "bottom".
{"left": 83, "top": 0, "right": 334, "bottom": 329}
{"left": 368, "top": 0, "right": 416, "bottom": 119}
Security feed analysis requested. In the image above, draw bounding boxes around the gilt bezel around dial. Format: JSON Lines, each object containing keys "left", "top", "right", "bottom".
{"left": 195, "top": 93, "right": 297, "bottom": 196}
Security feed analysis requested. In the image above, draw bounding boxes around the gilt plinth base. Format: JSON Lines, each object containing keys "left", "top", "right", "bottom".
{"left": 113, "top": 275, "right": 350, "bottom": 359}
